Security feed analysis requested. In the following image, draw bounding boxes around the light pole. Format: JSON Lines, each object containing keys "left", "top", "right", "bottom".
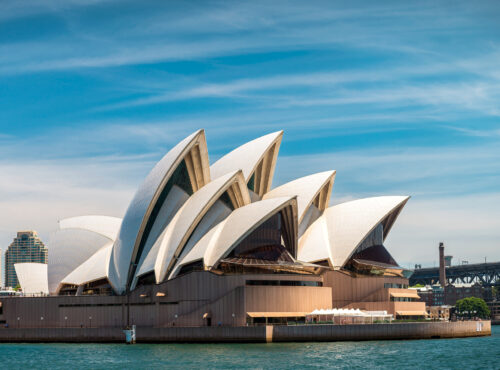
{"left": 174, "top": 314, "right": 178, "bottom": 326}
{"left": 17, "top": 317, "right": 20, "bottom": 328}
{"left": 232, "top": 313, "right": 235, "bottom": 327}
{"left": 64, "top": 316, "right": 68, "bottom": 328}
{"left": 89, "top": 316, "right": 92, "bottom": 328}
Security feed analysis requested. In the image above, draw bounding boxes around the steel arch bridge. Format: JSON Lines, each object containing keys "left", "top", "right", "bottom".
{"left": 409, "top": 262, "right": 500, "bottom": 286}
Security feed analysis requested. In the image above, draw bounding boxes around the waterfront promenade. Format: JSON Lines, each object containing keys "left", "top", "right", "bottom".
{"left": 0, "top": 321, "right": 490, "bottom": 343}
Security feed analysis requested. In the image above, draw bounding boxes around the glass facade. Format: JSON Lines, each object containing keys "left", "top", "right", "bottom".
{"left": 230, "top": 213, "right": 284, "bottom": 259}
{"left": 247, "top": 173, "right": 255, "bottom": 192}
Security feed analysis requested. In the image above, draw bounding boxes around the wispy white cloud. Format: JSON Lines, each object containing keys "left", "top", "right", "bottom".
{"left": 92, "top": 49, "right": 500, "bottom": 122}
{"left": 441, "top": 125, "right": 500, "bottom": 138}
{"left": 277, "top": 82, "right": 500, "bottom": 116}
{"left": 275, "top": 143, "right": 500, "bottom": 196}
{"left": 0, "top": 1, "right": 496, "bottom": 74}
{"left": 0, "top": 0, "right": 116, "bottom": 22}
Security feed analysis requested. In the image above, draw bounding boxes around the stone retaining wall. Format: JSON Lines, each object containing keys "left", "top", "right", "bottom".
{"left": 0, "top": 321, "right": 491, "bottom": 343}
{"left": 272, "top": 320, "right": 491, "bottom": 342}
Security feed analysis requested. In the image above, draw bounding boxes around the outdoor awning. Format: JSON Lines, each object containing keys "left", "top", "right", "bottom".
{"left": 247, "top": 312, "right": 308, "bottom": 318}
{"left": 396, "top": 311, "right": 428, "bottom": 316}
{"left": 390, "top": 291, "right": 420, "bottom": 299}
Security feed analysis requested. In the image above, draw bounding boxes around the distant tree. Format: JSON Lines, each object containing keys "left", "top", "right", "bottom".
{"left": 492, "top": 286, "right": 498, "bottom": 301}
{"left": 455, "top": 297, "right": 490, "bottom": 319}
{"left": 411, "top": 284, "right": 424, "bottom": 288}
{"left": 14, "top": 284, "right": 21, "bottom": 292}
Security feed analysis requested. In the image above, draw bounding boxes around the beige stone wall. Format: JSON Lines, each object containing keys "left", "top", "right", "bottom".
{"left": 245, "top": 286, "right": 332, "bottom": 313}
{"left": 324, "top": 270, "right": 409, "bottom": 307}
{"left": 322, "top": 270, "right": 427, "bottom": 315}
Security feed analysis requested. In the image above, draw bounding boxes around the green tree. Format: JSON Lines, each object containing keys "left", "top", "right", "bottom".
{"left": 455, "top": 297, "right": 490, "bottom": 319}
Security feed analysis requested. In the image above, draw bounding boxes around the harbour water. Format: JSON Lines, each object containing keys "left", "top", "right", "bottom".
{"left": 0, "top": 325, "right": 498, "bottom": 369}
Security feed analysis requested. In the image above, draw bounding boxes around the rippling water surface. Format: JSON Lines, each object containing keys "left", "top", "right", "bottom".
{"left": 0, "top": 326, "right": 498, "bottom": 369}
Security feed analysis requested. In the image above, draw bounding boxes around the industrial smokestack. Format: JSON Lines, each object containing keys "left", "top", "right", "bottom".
{"left": 439, "top": 242, "right": 446, "bottom": 287}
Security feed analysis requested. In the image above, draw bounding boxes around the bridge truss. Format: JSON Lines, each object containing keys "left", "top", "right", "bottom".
{"left": 409, "top": 262, "right": 500, "bottom": 286}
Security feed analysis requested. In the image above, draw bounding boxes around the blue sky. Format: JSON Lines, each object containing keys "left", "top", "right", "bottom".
{"left": 0, "top": 0, "right": 499, "bottom": 267}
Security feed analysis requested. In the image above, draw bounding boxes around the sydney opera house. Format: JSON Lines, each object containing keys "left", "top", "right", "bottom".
{"left": 0, "top": 130, "right": 426, "bottom": 328}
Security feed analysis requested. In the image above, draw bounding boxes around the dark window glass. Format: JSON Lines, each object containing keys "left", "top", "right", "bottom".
{"left": 246, "top": 280, "right": 322, "bottom": 287}
{"left": 247, "top": 173, "right": 255, "bottom": 192}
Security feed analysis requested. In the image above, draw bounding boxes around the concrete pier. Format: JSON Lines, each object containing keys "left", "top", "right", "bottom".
{"left": 0, "top": 321, "right": 490, "bottom": 343}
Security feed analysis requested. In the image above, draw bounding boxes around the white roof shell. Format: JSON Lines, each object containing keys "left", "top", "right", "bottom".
{"left": 47, "top": 228, "right": 110, "bottom": 293}
{"left": 298, "top": 196, "right": 409, "bottom": 267}
{"left": 15, "top": 263, "right": 49, "bottom": 295}
{"left": 135, "top": 170, "right": 250, "bottom": 285}
{"left": 210, "top": 131, "right": 282, "bottom": 196}
{"left": 59, "top": 215, "right": 122, "bottom": 241}
{"left": 57, "top": 242, "right": 113, "bottom": 292}
{"left": 263, "top": 171, "right": 335, "bottom": 223}
{"left": 109, "top": 129, "right": 210, "bottom": 294}
{"left": 132, "top": 184, "right": 190, "bottom": 282}
{"left": 171, "top": 196, "right": 298, "bottom": 278}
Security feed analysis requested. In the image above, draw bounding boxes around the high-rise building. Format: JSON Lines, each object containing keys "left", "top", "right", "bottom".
{"left": 4, "top": 231, "right": 48, "bottom": 288}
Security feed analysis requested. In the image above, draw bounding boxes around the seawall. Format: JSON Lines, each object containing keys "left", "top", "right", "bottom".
{"left": 0, "top": 321, "right": 491, "bottom": 343}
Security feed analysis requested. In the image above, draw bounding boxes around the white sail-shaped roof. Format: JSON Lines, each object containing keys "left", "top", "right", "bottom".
{"left": 210, "top": 131, "right": 283, "bottom": 197}
{"left": 263, "top": 171, "right": 335, "bottom": 223}
{"left": 47, "top": 228, "right": 110, "bottom": 294}
{"left": 109, "top": 129, "right": 210, "bottom": 294}
{"left": 57, "top": 242, "right": 113, "bottom": 291}
{"left": 15, "top": 263, "right": 49, "bottom": 295}
{"left": 171, "top": 196, "right": 298, "bottom": 278}
{"left": 298, "top": 196, "right": 409, "bottom": 267}
{"left": 59, "top": 215, "right": 122, "bottom": 241}
{"left": 134, "top": 170, "right": 250, "bottom": 285}
{"left": 131, "top": 184, "right": 190, "bottom": 283}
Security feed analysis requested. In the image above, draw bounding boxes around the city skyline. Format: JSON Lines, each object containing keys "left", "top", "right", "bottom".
{"left": 1, "top": 1, "right": 499, "bottom": 266}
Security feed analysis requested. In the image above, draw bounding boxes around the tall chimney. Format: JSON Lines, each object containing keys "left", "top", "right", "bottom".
{"left": 439, "top": 242, "right": 446, "bottom": 287}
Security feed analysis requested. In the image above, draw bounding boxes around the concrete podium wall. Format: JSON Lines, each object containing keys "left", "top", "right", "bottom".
{"left": 272, "top": 321, "right": 491, "bottom": 342}
{"left": 0, "top": 321, "right": 491, "bottom": 343}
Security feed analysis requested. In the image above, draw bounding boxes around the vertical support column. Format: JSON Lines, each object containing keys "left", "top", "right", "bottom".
{"left": 265, "top": 325, "right": 273, "bottom": 343}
